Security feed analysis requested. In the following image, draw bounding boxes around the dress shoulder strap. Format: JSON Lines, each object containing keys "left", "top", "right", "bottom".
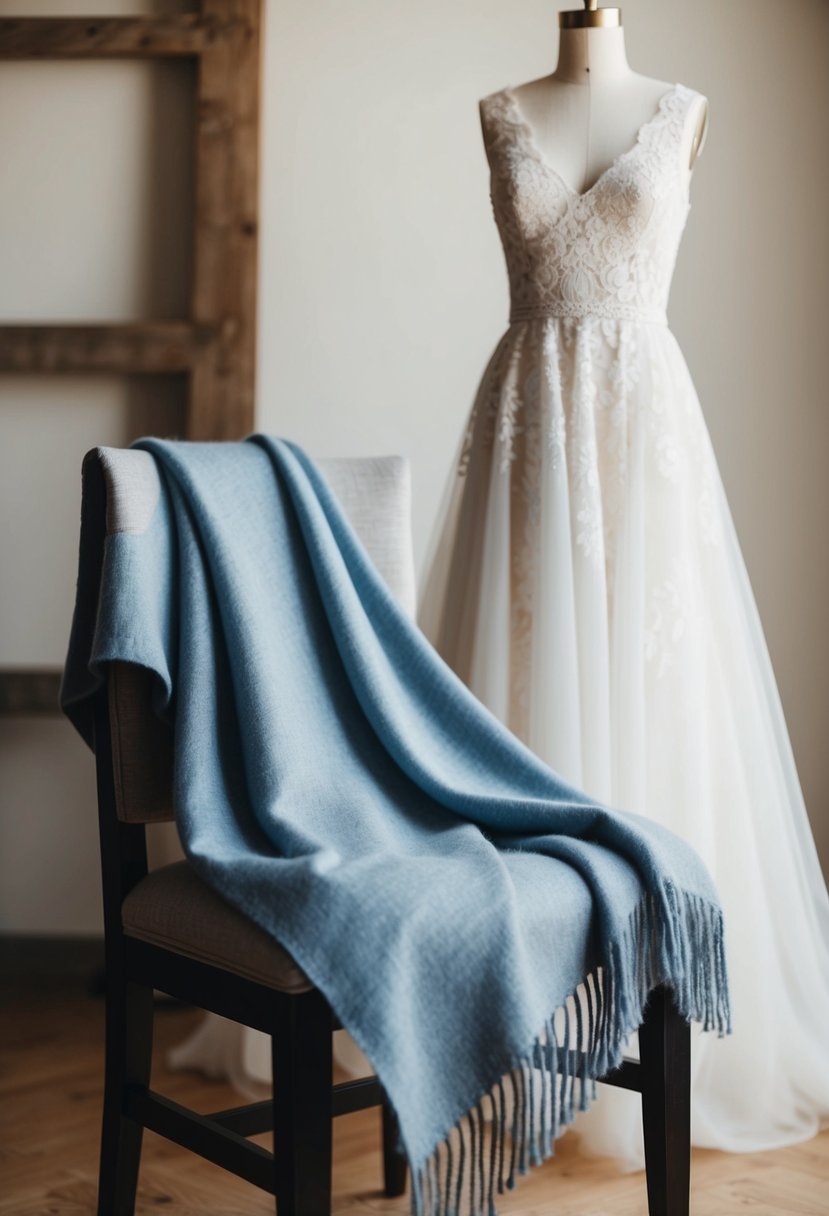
{"left": 478, "top": 89, "right": 525, "bottom": 175}
{"left": 637, "top": 83, "right": 709, "bottom": 197}
{"left": 665, "top": 83, "right": 708, "bottom": 141}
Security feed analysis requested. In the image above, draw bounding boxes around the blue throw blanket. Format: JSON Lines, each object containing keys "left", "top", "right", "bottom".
{"left": 62, "top": 435, "right": 730, "bottom": 1216}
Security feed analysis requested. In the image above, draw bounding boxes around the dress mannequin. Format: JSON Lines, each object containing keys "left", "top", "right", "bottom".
{"left": 505, "top": 11, "right": 708, "bottom": 195}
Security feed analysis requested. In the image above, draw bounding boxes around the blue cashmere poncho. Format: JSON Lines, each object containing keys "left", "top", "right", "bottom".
{"left": 62, "top": 436, "right": 730, "bottom": 1216}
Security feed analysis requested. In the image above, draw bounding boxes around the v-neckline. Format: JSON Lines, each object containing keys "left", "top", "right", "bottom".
{"left": 502, "top": 83, "right": 681, "bottom": 202}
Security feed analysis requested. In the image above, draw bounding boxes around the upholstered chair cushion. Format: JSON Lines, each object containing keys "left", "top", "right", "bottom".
{"left": 122, "top": 861, "right": 313, "bottom": 993}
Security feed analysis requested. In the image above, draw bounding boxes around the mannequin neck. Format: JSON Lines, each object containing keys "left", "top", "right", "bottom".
{"left": 553, "top": 25, "right": 632, "bottom": 85}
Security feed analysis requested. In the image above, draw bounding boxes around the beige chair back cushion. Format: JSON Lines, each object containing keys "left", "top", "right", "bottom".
{"left": 100, "top": 448, "right": 417, "bottom": 824}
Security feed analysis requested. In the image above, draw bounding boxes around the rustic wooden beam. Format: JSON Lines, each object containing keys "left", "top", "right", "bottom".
{"left": 0, "top": 323, "right": 213, "bottom": 375}
{"left": 188, "top": 0, "right": 261, "bottom": 440}
{"left": 0, "top": 669, "right": 63, "bottom": 715}
{"left": 0, "top": 5, "right": 264, "bottom": 713}
{"left": 0, "top": 16, "right": 212, "bottom": 60}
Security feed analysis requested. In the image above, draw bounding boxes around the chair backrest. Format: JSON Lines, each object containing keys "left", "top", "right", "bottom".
{"left": 95, "top": 446, "right": 417, "bottom": 826}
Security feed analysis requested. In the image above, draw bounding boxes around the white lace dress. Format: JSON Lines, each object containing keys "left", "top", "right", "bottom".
{"left": 420, "top": 83, "right": 829, "bottom": 1163}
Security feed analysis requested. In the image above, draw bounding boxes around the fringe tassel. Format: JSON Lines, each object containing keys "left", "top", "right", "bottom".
{"left": 409, "top": 886, "right": 730, "bottom": 1216}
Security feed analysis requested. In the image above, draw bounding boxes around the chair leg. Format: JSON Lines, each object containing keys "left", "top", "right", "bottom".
{"left": 272, "top": 990, "right": 333, "bottom": 1216}
{"left": 639, "top": 984, "right": 691, "bottom": 1216}
{"left": 381, "top": 1097, "right": 408, "bottom": 1197}
{"left": 97, "top": 977, "right": 154, "bottom": 1216}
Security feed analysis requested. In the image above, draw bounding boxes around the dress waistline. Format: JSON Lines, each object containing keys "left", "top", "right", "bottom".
{"left": 509, "top": 304, "right": 668, "bottom": 326}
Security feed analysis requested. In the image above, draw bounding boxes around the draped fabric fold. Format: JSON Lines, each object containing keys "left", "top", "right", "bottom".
{"left": 62, "top": 435, "right": 729, "bottom": 1215}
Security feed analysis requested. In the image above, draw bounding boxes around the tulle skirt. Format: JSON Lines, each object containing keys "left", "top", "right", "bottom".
{"left": 419, "top": 315, "right": 829, "bottom": 1162}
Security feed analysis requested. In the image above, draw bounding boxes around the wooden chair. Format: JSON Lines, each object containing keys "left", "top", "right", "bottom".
{"left": 83, "top": 446, "right": 691, "bottom": 1216}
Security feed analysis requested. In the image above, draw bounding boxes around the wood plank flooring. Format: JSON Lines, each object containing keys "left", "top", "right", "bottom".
{"left": 2, "top": 983, "right": 827, "bottom": 1215}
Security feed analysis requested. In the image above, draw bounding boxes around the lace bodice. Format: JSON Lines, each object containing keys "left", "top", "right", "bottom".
{"left": 480, "top": 83, "right": 702, "bottom": 326}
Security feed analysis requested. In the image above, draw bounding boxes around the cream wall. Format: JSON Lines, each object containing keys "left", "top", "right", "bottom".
{"left": 1, "top": 0, "right": 827, "bottom": 934}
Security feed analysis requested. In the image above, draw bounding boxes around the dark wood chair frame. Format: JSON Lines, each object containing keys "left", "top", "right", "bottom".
{"left": 93, "top": 678, "right": 692, "bottom": 1216}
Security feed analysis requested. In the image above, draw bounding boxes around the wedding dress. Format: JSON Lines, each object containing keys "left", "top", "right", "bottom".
{"left": 420, "top": 82, "right": 829, "bottom": 1163}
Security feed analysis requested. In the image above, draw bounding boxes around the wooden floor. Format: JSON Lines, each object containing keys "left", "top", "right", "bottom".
{"left": 2, "top": 982, "right": 827, "bottom": 1215}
